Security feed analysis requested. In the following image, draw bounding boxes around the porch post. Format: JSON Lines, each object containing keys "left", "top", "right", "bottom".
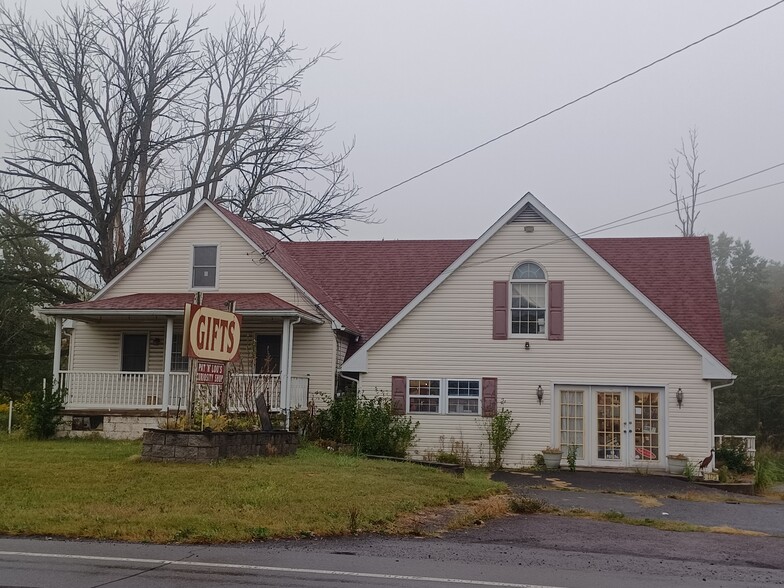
{"left": 52, "top": 317, "right": 62, "bottom": 390}
{"left": 280, "top": 318, "right": 291, "bottom": 428}
{"left": 162, "top": 317, "right": 174, "bottom": 411}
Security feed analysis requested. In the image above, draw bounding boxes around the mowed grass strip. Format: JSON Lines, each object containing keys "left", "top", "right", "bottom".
{"left": 0, "top": 437, "right": 504, "bottom": 543}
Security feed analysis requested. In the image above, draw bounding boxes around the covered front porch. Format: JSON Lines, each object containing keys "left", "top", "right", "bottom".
{"left": 43, "top": 293, "right": 323, "bottom": 418}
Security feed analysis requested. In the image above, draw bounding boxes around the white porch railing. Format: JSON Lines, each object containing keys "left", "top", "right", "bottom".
{"left": 714, "top": 435, "right": 756, "bottom": 458}
{"left": 59, "top": 371, "right": 308, "bottom": 412}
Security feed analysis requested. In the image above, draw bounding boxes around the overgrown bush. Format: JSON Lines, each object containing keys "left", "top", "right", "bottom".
{"left": 715, "top": 437, "right": 754, "bottom": 474}
{"left": 754, "top": 447, "right": 784, "bottom": 491}
{"left": 482, "top": 406, "right": 519, "bottom": 470}
{"left": 18, "top": 384, "right": 66, "bottom": 439}
{"left": 316, "top": 392, "right": 418, "bottom": 458}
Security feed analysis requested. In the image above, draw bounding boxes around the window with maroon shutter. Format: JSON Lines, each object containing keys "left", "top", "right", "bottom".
{"left": 510, "top": 263, "right": 546, "bottom": 335}
{"left": 492, "top": 281, "right": 508, "bottom": 340}
{"left": 481, "top": 377, "right": 497, "bottom": 417}
{"left": 548, "top": 281, "right": 564, "bottom": 341}
{"left": 391, "top": 376, "right": 406, "bottom": 415}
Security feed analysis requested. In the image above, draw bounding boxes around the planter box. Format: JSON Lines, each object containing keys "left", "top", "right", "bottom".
{"left": 543, "top": 451, "right": 562, "bottom": 470}
{"left": 666, "top": 456, "right": 689, "bottom": 475}
{"left": 141, "top": 428, "right": 298, "bottom": 462}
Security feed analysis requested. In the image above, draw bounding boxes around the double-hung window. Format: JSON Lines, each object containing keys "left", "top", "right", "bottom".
{"left": 408, "top": 378, "right": 481, "bottom": 415}
{"left": 192, "top": 245, "right": 218, "bottom": 289}
{"left": 510, "top": 262, "right": 546, "bottom": 335}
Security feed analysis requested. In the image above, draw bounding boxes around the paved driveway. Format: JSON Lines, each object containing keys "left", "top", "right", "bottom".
{"left": 493, "top": 470, "right": 784, "bottom": 537}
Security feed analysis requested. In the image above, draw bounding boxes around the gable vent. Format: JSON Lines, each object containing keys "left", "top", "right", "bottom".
{"left": 509, "top": 203, "right": 548, "bottom": 224}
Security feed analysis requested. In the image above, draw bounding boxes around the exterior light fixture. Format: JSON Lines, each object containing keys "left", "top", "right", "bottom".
{"left": 525, "top": 341, "right": 530, "bottom": 350}
{"left": 676, "top": 388, "right": 684, "bottom": 409}
{"left": 537, "top": 385, "right": 544, "bottom": 404}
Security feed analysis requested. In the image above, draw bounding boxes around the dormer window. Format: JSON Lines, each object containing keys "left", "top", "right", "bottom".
{"left": 192, "top": 245, "right": 217, "bottom": 289}
{"left": 510, "top": 262, "right": 546, "bottom": 335}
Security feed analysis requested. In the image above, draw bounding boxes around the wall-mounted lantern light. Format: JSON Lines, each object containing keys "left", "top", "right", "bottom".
{"left": 525, "top": 341, "right": 530, "bottom": 350}
{"left": 537, "top": 385, "right": 544, "bottom": 404}
{"left": 676, "top": 388, "right": 684, "bottom": 409}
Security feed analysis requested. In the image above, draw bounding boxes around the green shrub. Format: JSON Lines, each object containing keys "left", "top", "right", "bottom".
{"left": 715, "top": 437, "right": 754, "bottom": 474}
{"left": 316, "top": 392, "right": 418, "bottom": 458}
{"left": 483, "top": 406, "right": 519, "bottom": 470}
{"left": 18, "top": 384, "right": 66, "bottom": 439}
{"left": 754, "top": 448, "right": 784, "bottom": 491}
{"left": 567, "top": 445, "right": 578, "bottom": 472}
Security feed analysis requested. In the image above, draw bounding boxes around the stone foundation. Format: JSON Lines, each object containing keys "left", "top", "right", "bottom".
{"left": 57, "top": 414, "right": 162, "bottom": 440}
{"left": 141, "top": 428, "right": 298, "bottom": 462}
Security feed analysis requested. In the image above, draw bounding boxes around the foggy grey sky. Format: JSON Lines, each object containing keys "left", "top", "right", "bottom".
{"left": 3, "top": 1, "right": 783, "bottom": 260}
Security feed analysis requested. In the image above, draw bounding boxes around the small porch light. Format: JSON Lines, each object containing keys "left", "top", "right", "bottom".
{"left": 676, "top": 388, "right": 684, "bottom": 409}
{"left": 536, "top": 385, "right": 544, "bottom": 404}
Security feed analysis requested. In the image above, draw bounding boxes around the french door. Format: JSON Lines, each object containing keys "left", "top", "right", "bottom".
{"left": 595, "top": 387, "right": 661, "bottom": 466}
{"left": 557, "top": 385, "right": 663, "bottom": 467}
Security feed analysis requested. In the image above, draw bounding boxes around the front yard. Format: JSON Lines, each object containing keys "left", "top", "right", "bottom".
{"left": 0, "top": 437, "right": 504, "bottom": 543}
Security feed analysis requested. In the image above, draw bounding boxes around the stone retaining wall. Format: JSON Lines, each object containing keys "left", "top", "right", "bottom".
{"left": 141, "top": 429, "right": 298, "bottom": 462}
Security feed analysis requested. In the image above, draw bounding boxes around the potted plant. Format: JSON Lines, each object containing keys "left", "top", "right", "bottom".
{"left": 666, "top": 453, "right": 689, "bottom": 475}
{"left": 542, "top": 446, "right": 563, "bottom": 470}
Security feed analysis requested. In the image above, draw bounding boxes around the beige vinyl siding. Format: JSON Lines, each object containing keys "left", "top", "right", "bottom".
{"left": 103, "top": 206, "right": 317, "bottom": 314}
{"left": 361, "top": 221, "right": 712, "bottom": 468}
{"left": 70, "top": 321, "right": 166, "bottom": 372}
{"left": 74, "top": 206, "right": 338, "bottom": 398}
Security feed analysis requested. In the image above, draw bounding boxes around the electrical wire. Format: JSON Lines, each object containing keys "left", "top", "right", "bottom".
{"left": 355, "top": 1, "right": 784, "bottom": 206}
{"left": 460, "top": 175, "right": 784, "bottom": 269}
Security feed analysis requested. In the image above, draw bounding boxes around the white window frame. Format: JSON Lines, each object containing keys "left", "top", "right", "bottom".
{"left": 509, "top": 261, "right": 547, "bottom": 338}
{"left": 406, "top": 377, "right": 482, "bottom": 415}
{"left": 170, "top": 332, "right": 189, "bottom": 373}
{"left": 191, "top": 244, "right": 219, "bottom": 290}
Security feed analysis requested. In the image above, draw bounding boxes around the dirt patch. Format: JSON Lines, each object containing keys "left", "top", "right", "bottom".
{"left": 391, "top": 495, "right": 512, "bottom": 536}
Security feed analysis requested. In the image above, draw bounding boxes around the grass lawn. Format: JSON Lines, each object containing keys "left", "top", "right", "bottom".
{"left": 0, "top": 437, "right": 504, "bottom": 543}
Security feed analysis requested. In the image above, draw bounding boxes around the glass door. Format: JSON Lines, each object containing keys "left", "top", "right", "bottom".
{"left": 596, "top": 389, "right": 623, "bottom": 462}
{"left": 594, "top": 388, "right": 661, "bottom": 466}
{"left": 632, "top": 390, "right": 660, "bottom": 464}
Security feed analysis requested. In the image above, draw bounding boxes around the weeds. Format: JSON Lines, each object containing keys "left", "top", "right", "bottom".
{"left": 509, "top": 496, "right": 549, "bottom": 514}
{"left": 754, "top": 447, "right": 784, "bottom": 491}
{"left": 482, "top": 405, "right": 519, "bottom": 470}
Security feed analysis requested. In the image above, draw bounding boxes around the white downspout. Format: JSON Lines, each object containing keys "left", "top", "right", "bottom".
{"left": 284, "top": 316, "right": 301, "bottom": 431}
{"left": 710, "top": 379, "right": 736, "bottom": 470}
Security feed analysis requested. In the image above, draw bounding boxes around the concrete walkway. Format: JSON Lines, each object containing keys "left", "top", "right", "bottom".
{"left": 493, "top": 470, "right": 784, "bottom": 537}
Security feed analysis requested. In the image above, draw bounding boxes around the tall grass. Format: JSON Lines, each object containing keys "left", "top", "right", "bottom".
{"left": 754, "top": 447, "right": 784, "bottom": 491}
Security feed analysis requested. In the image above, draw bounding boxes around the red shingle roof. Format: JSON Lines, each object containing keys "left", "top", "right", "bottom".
{"left": 584, "top": 236, "right": 728, "bottom": 366}
{"left": 55, "top": 292, "right": 318, "bottom": 319}
{"left": 214, "top": 207, "right": 727, "bottom": 366}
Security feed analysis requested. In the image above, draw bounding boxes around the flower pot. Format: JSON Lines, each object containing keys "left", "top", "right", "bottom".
{"left": 542, "top": 451, "right": 562, "bottom": 470}
{"left": 666, "top": 455, "right": 688, "bottom": 475}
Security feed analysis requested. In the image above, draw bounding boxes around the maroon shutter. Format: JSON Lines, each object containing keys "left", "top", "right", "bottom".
{"left": 391, "top": 376, "right": 406, "bottom": 415}
{"left": 492, "top": 281, "right": 508, "bottom": 340}
{"left": 481, "top": 377, "right": 497, "bottom": 417}
{"left": 548, "top": 281, "right": 564, "bottom": 341}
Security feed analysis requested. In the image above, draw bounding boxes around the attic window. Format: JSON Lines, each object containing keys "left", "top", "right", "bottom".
{"left": 192, "top": 245, "right": 217, "bottom": 289}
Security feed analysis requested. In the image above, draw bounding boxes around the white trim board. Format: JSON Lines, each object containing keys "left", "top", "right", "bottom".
{"left": 342, "top": 192, "right": 732, "bottom": 380}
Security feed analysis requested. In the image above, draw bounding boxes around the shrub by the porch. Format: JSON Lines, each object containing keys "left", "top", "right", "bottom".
{"left": 17, "top": 384, "right": 66, "bottom": 439}
{"left": 316, "top": 392, "right": 417, "bottom": 458}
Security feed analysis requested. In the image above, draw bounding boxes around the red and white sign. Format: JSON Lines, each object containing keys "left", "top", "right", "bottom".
{"left": 183, "top": 303, "right": 242, "bottom": 362}
{"left": 196, "top": 361, "right": 225, "bottom": 385}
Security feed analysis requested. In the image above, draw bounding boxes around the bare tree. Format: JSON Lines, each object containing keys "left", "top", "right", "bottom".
{"left": 0, "top": 1, "right": 371, "bottom": 290}
{"left": 669, "top": 128, "right": 703, "bottom": 237}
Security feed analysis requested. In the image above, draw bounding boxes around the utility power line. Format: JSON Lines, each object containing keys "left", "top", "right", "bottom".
{"left": 461, "top": 170, "right": 784, "bottom": 269}
{"left": 356, "top": 0, "right": 784, "bottom": 206}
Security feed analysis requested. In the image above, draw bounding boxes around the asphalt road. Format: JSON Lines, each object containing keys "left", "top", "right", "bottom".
{"left": 2, "top": 513, "right": 783, "bottom": 588}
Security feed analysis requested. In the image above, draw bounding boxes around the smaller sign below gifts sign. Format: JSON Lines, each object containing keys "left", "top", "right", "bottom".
{"left": 196, "top": 360, "right": 225, "bottom": 385}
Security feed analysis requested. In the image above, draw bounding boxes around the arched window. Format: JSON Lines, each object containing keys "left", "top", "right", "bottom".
{"left": 511, "top": 262, "right": 546, "bottom": 335}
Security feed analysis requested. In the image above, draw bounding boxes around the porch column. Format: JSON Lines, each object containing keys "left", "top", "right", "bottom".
{"left": 52, "top": 317, "right": 62, "bottom": 390}
{"left": 162, "top": 317, "right": 174, "bottom": 411}
{"left": 280, "top": 318, "right": 292, "bottom": 427}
